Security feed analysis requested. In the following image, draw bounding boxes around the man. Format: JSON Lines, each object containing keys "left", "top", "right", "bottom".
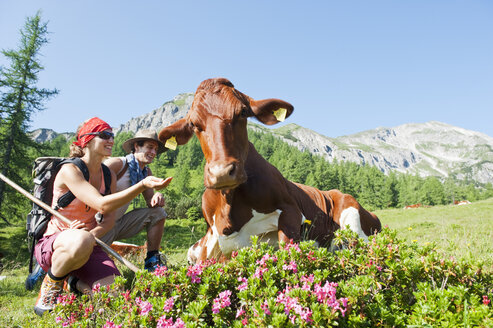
{"left": 101, "top": 129, "right": 170, "bottom": 272}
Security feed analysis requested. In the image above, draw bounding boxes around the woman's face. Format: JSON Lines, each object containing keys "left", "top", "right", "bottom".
{"left": 86, "top": 129, "right": 114, "bottom": 157}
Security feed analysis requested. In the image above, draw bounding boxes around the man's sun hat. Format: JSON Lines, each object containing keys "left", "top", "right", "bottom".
{"left": 122, "top": 129, "right": 167, "bottom": 154}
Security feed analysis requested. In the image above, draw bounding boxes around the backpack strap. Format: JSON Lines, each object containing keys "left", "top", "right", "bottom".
{"left": 101, "top": 163, "right": 112, "bottom": 195}
{"left": 55, "top": 158, "right": 112, "bottom": 209}
{"left": 55, "top": 158, "right": 89, "bottom": 209}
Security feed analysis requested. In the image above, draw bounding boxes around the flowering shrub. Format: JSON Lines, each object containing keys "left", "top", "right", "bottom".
{"left": 42, "top": 228, "right": 492, "bottom": 327}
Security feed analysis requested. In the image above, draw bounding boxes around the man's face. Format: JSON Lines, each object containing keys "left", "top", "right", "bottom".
{"left": 134, "top": 140, "right": 159, "bottom": 165}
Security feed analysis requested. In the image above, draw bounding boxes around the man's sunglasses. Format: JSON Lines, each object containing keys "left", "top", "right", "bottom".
{"left": 80, "top": 131, "right": 114, "bottom": 140}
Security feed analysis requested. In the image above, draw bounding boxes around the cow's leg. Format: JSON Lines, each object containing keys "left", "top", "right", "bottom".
{"left": 277, "top": 205, "right": 302, "bottom": 243}
{"left": 187, "top": 227, "right": 217, "bottom": 264}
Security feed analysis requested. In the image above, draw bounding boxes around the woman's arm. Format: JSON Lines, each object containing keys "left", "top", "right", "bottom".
{"left": 89, "top": 167, "right": 118, "bottom": 238}
{"left": 56, "top": 164, "right": 171, "bottom": 214}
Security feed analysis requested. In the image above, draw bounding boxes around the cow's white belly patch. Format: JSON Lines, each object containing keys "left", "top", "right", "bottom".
{"left": 338, "top": 207, "right": 368, "bottom": 241}
{"left": 213, "top": 210, "right": 281, "bottom": 256}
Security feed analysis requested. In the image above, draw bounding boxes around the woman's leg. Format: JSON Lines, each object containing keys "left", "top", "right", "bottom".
{"left": 51, "top": 229, "right": 95, "bottom": 277}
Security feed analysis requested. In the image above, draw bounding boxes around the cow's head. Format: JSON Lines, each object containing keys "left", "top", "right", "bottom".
{"left": 158, "top": 78, "right": 294, "bottom": 189}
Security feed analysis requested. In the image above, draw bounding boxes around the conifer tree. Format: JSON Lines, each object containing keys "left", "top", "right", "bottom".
{"left": 0, "top": 12, "right": 58, "bottom": 224}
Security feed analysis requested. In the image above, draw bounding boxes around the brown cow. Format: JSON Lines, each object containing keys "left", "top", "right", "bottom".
{"left": 404, "top": 203, "right": 422, "bottom": 209}
{"left": 159, "top": 78, "right": 381, "bottom": 263}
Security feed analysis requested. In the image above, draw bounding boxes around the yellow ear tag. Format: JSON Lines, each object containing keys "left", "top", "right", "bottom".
{"left": 164, "top": 136, "right": 177, "bottom": 150}
{"left": 273, "top": 108, "right": 287, "bottom": 122}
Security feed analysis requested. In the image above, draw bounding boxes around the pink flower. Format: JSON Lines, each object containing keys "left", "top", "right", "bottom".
{"left": 84, "top": 304, "right": 94, "bottom": 316}
{"left": 187, "top": 264, "right": 204, "bottom": 283}
{"left": 163, "top": 297, "right": 175, "bottom": 312}
{"left": 282, "top": 261, "right": 298, "bottom": 273}
{"left": 483, "top": 295, "right": 491, "bottom": 306}
{"left": 153, "top": 265, "right": 168, "bottom": 277}
{"left": 241, "top": 318, "right": 248, "bottom": 325}
{"left": 157, "top": 316, "right": 184, "bottom": 328}
{"left": 253, "top": 267, "right": 268, "bottom": 279}
{"left": 212, "top": 290, "right": 232, "bottom": 314}
{"left": 136, "top": 297, "right": 153, "bottom": 316}
{"left": 157, "top": 316, "right": 173, "bottom": 328}
{"left": 237, "top": 277, "right": 248, "bottom": 291}
{"left": 236, "top": 306, "right": 246, "bottom": 318}
{"left": 276, "top": 288, "right": 313, "bottom": 323}
{"left": 103, "top": 321, "right": 122, "bottom": 328}
{"left": 300, "top": 274, "right": 314, "bottom": 291}
{"left": 307, "top": 250, "right": 317, "bottom": 261}
{"left": 92, "top": 283, "right": 101, "bottom": 293}
{"left": 261, "top": 301, "right": 271, "bottom": 315}
{"left": 121, "top": 290, "right": 131, "bottom": 301}
{"left": 174, "top": 318, "right": 185, "bottom": 328}
{"left": 56, "top": 293, "right": 77, "bottom": 305}
{"left": 283, "top": 240, "right": 302, "bottom": 253}
{"left": 256, "top": 253, "right": 277, "bottom": 266}
{"left": 313, "top": 281, "right": 348, "bottom": 316}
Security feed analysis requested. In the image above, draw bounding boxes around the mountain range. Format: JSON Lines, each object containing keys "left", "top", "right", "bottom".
{"left": 31, "top": 93, "right": 493, "bottom": 184}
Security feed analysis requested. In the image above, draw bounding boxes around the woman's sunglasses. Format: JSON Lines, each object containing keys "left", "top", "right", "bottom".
{"left": 80, "top": 131, "right": 114, "bottom": 140}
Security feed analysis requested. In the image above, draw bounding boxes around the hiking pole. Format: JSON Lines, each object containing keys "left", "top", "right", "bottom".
{"left": 0, "top": 172, "right": 140, "bottom": 273}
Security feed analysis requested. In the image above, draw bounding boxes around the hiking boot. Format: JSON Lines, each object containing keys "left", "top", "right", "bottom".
{"left": 33, "top": 275, "right": 64, "bottom": 316}
{"left": 63, "top": 275, "right": 82, "bottom": 296}
{"left": 144, "top": 253, "right": 167, "bottom": 272}
{"left": 25, "top": 263, "right": 46, "bottom": 291}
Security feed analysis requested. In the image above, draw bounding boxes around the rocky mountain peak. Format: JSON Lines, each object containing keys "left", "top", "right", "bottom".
{"left": 30, "top": 93, "right": 493, "bottom": 184}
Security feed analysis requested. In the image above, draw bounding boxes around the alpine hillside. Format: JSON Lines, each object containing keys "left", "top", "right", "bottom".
{"left": 31, "top": 93, "right": 493, "bottom": 184}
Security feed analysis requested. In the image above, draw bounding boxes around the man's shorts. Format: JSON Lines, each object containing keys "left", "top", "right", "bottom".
{"left": 99, "top": 207, "right": 167, "bottom": 245}
{"left": 34, "top": 232, "right": 120, "bottom": 287}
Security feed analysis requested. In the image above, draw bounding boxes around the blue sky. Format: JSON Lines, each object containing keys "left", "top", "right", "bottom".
{"left": 1, "top": 1, "right": 492, "bottom": 138}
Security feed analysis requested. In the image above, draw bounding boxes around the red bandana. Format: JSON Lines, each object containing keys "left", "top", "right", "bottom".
{"left": 73, "top": 117, "right": 112, "bottom": 148}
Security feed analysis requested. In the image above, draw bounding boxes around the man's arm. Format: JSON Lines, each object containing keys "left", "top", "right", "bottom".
{"left": 143, "top": 167, "right": 165, "bottom": 208}
{"left": 104, "top": 157, "right": 124, "bottom": 177}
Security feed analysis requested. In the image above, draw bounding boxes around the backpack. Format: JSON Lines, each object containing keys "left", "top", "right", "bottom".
{"left": 26, "top": 157, "right": 112, "bottom": 272}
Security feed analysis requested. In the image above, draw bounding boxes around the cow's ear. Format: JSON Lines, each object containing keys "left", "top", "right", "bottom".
{"left": 250, "top": 99, "right": 294, "bottom": 125}
{"left": 158, "top": 118, "right": 194, "bottom": 150}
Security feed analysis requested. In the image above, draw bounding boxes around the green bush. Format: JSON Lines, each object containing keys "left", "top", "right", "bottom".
{"left": 42, "top": 228, "right": 492, "bottom": 327}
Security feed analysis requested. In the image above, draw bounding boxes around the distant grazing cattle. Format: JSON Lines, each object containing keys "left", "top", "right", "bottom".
{"left": 454, "top": 200, "right": 471, "bottom": 206}
{"left": 110, "top": 241, "right": 146, "bottom": 257}
{"left": 158, "top": 78, "right": 381, "bottom": 263}
{"left": 404, "top": 203, "right": 422, "bottom": 209}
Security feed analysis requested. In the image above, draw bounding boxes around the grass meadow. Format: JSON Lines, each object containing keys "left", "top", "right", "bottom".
{"left": 0, "top": 197, "right": 492, "bottom": 326}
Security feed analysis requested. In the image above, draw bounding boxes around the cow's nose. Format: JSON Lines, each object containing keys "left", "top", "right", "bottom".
{"left": 208, "top": 163, "right": 235, "bottom": 178}
{"left": 207, "top": 162, "right": 244, "bottom": 189}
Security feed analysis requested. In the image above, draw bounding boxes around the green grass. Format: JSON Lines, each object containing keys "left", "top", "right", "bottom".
{"left": 375, "top": 197, "right": 493, "bottom": 271}
{"left": 1, "top": 198, "right": 492, "bottom": 325}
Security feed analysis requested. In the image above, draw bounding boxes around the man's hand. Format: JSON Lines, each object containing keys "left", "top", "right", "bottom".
{"left": 142, "top": 176, "right": 173, "bottom": 190}
{"left": 150, "top": 192, "right": 165, "bottom": 208}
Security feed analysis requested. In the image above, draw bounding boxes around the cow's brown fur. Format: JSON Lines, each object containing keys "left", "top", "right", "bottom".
{"left": 159, "top": 78, "right": 381, "bottom": 262}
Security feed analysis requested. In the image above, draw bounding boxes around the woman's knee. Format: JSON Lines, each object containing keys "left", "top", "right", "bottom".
{"left": 55, "top": 230, "right": 95, "bottom": 258}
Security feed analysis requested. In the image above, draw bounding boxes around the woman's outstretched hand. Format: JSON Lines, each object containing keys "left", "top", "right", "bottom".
{"left": 142, "top": 176, "right": 173, "bottom": 190}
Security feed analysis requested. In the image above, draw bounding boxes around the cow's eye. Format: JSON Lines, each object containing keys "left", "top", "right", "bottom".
{"left": 190, "top": 121, "right": 203, "bottom": 132}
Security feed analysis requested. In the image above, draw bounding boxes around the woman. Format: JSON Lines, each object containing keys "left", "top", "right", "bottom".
{"left": 33, "top": 117, "right": 171, "bottom": 316}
